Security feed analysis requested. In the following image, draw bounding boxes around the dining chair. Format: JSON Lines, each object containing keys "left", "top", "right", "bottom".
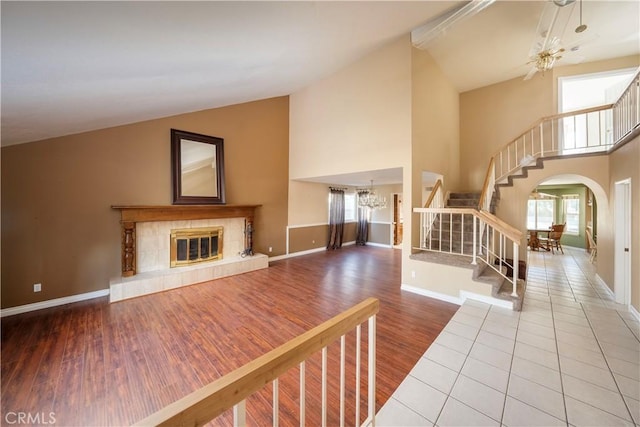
{"left": 540, "top": 223, "right": 565, "bottom": 254}
{"left": 586, "top": 228, "right": 597, "bottom": 263}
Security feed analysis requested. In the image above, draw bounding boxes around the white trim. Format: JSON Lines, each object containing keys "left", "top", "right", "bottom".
{"left": 272, "top": 241, "right": 357, "bottom": 261}
{"left": 365, "top": 242, "right": 393, "bottom": 249}
{"left": 595, "top": 273, "right": 615, "bottom": 298}
{"left": 629, "top": 304, "right": 640, "bottom": 322}
{"left": 287, "top": 222, "right": 328, "bottom": 229}
{"left": 401, "top": 284, "right": 463, "bottom": 305}
{"left": 459, "top": 290, "right": 514, "bottom": 310}
{"left": 369, "top": 221, "right": 393, "bottom": 225}
{"left": 400, "top": 284, "right": 514, "bottom": 310}
{"left": 287, "top": 221, "right": 358, "bottom": 230}
{"left": 1, "top": 289, "right": 110, "bottom": 318}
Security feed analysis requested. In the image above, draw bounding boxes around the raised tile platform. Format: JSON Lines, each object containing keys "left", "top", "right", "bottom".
{"left": 109, "top": 253, "right": 268, "bottom": 302}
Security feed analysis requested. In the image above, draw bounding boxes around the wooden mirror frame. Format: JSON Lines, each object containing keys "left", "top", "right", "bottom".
{"left": 171, "top": 129, "right": 226, "bottom": 205}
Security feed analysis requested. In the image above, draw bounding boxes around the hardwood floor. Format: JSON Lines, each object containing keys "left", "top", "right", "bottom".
{"left": 1, "top": 245, "right": 458, "bottom": 426}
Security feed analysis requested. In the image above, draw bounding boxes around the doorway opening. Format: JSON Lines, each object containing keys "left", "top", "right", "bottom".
{"left": 392, "top": 193, "right": 403, "bottom": 247}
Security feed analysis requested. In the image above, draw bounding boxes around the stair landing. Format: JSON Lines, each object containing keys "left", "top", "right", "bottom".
{"left": 410, "top": 251, "right": 525, "bottom": 311}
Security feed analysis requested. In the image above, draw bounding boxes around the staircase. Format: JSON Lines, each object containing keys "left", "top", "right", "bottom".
{"left": 426, "top": 192, "right": 496, "bottom": 255}
{"left": 442, "top": 192, "right": 524, "bottom": 311}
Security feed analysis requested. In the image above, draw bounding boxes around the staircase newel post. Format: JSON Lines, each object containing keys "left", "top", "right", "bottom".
{"left": 511, "top": 241, "right": 519, "bottom": 297}
{"left": 471, "top": 214, "right": 477, "bottom": 265}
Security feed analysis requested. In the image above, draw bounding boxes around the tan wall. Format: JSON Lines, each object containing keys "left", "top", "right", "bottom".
{"left": 368, "top": 223, "right": 391, "bottom": 246}
{"left": 411, "top": 47, "right": 461, "bottom": 193}
{"left": 289, "top": 35, "right": 412, "bottom": 181}
{"left": 460, "top": 73, "right": 553, "bottom": 191}
{"left": 406, "top": 47, "right": 461, "bottom": 286}
{"left": 1, "top": 97, "right": 289, "bottom": 309}
{"left": 288, "top": 181, "right": 330, "bottom": 226}
{"left": 289, "top": 225, "right": 328, "bottom": 253}
{"left": 289, "top": 222, "right": 357, "bottom": 253}
{"left": 609, "top": 136, "right": 640, "bottom": 311}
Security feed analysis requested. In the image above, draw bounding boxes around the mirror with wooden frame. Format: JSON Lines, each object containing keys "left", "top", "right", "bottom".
{"left": 171, "top": 129, "right": 226, "bottom": 205}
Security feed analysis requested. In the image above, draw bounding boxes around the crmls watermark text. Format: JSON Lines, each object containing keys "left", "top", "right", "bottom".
{"left": 4, "top": 412, "right": 56, "bottom": 425}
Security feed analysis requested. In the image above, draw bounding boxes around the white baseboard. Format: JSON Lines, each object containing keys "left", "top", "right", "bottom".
{"left": 272, "top": 246, "right": 326, "bottom": 261}
{"left": 400, "top": 284, "right": 514, "bottom": 310}
{"left": 460, "top": 290, "right": 514, "bottom": 310}
{"left": 629, "top": 304, "right": 640, "bottom": 322}
{"left": 1, "top": 289, "right": 110, "bottom": 318}
{"left": 366, "top": 242, "right": 393, "bottom": 249}
{"left": 272, "top": 241, "right": 357, "bottom": 262}
{"left": 401, "top": 284, "right": 463, "bottom": 305}
{"left": 595, "top": 273, "right": 616, "bottom": 298}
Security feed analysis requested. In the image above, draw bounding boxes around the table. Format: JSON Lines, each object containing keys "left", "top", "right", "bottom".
{"left": 528, "top": 229, "right": 551, "bottom": 251}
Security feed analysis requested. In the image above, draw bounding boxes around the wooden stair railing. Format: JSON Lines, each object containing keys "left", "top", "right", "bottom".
{"left": 135, "top": 297, "right": 379, "bottom": 427}
{"left": 423, "top": 178, "right": 444, "bottom": 208}
{"left": 480, "top": 67, "right": 639, "bottom": 200}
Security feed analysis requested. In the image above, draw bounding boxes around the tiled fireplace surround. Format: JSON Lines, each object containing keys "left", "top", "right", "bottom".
{"left": 109, "top": 205, "right": 268, "bottom": 302}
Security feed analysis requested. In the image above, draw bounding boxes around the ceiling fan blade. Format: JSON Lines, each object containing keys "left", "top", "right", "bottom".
{"left": 524, "top": 66, "right": 538, "bottom": 81}
{"left": 538, "top": 192, "right": 559, "bottom": 198}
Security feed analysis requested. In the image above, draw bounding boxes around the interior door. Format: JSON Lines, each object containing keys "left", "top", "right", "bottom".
{"left": 393, "top": 193, "right": 403, "bottom": 246}
{"left": 614, "top": 179, "right": 631, "bottom": 305}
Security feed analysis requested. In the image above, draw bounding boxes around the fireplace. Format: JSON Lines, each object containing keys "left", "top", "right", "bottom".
{"left": 110, "top": 205, "right": 267, "bottom": 303}
{"left": 170, "top": 226, "right": 223, "bottom": 267}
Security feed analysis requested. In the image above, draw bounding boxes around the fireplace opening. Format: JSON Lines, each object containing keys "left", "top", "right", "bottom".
{"left": 170, "top": 226, "right": 223, "bottom": 267}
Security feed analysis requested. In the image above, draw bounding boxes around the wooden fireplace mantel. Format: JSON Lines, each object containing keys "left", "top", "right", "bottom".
{"left": 112, "top": 205, "right": 260, "bottom": 277}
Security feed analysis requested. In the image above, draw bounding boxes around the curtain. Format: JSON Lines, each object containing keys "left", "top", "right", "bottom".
{"left": 327, "top": 187, "right": 346, "bottom": 250}
{"left": 356, "top": 190, "right": 369, "bottom": 246}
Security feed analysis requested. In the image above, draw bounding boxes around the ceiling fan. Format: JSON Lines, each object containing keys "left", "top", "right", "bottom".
{"left": 524, "top": 0, "right": 589, "bottom": 80}
{"left": 531, "top": 190, "right": 558, "bottom": 199}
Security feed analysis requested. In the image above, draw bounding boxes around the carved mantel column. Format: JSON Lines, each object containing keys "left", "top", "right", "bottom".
{"left": 112, "top": 205, "right": 261, "bottom": 278}
{"left": 121, "top": 221, "right": 136, "bottom": 277}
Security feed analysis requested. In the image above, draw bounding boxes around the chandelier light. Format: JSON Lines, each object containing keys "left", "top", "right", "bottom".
{"left": 536, "top": 51, "right": 557, "bottom": 72}
{"left": 358, "top": 180, "right": 387, "bottom": 210}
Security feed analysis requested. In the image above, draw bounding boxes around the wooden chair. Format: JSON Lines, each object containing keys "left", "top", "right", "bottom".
{"left": 540, "top": 223, "right": 565, "bottom": 254}
{"left": 586, "top": 228, "right": 597, "bottom": 263}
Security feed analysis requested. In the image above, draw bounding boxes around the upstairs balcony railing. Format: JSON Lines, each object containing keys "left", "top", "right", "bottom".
{"left": 136, "top": 298, "right": 379, "bottom": 427}
{"left": 482, "top": 68, "right": 639, "bottom": 207}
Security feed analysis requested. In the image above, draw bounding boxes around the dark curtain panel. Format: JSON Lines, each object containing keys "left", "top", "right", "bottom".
{"left": 356, "top": 190, "right": 369, "bottom": 246}
{"left": 327, "top": 187, "right": 346, "bottom": 250}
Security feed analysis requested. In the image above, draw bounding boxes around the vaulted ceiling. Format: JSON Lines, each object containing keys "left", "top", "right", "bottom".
{"left": 2, "top": 1, "right": 638, "bottom": 148}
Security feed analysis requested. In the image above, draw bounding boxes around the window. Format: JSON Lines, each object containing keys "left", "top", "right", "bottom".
{"left": 559, "top": 68, "right": 636, "bottom": 149}
{"left": 527, "top": 198, "right": 554, "bottom": 230}
{"left": 329, "top": 193, "right": 357, "bottom": 222}
{"left": 344, "top": 193, "right": 356, "bottom": 222}
{"left": 562, "top": 195, "right": 580, "bottom": 235}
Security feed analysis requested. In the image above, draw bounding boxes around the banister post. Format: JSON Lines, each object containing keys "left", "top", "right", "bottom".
{"left": 539, "top": 122, "right": 544, "bottom": 157}
{"left": 471, "top": 215, "right": 477, "bottom": 265}
{"left": 511, "top": 241, "right": 519, "bottom": 298}
{"left": 233, "top": 400, "right": 246, "bottom": 427}
{"left": 368, "top": 315, "right": 376, "bottom": 427}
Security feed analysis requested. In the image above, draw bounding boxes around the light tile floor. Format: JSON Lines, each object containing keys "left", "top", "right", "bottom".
{"left": 377, "top": 246, "right": 640, "bottom": 426}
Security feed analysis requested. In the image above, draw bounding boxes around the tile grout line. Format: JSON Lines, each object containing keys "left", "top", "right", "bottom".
{"left": 500, "top": 302, "right": 525, "bottom": 426}
{"left": 551, "top": 247, "right": 637, "bottom": 424}
{"left": 433, "top": 304, "right": 492, "bottom": 426}
{"left": 549, "top": 296, "right": 571, "bottom": 426}
{"left": 581, "top": 303, "right": 638, "bottom": 423}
